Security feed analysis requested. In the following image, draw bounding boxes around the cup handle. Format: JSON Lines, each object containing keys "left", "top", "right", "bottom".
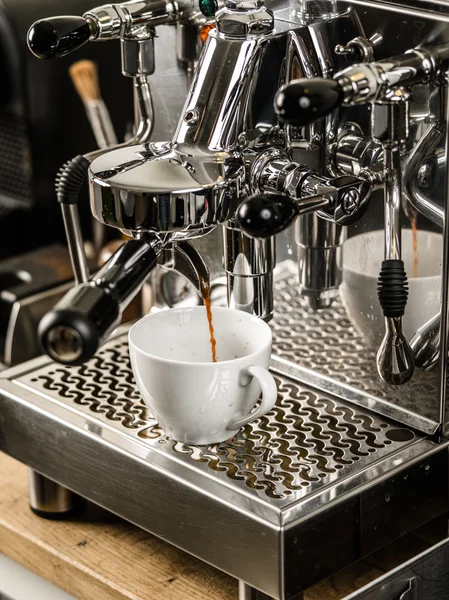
{"left": 227, "top": 366, "right": 277, "bottom": 430}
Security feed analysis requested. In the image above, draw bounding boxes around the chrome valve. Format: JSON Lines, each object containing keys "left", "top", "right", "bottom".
{"left": 27, "top": 0, "right": 178, "bottom": 60}
{"left": 237, "top": 171, "right": 371, "bottom": 238}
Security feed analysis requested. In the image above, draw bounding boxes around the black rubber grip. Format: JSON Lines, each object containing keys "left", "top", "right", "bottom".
{"left": 27, "top": 16, "right": 91, "bottom": 60}
{"left": 377, "top": 259, "right": 409, "bottom": 318}
{"left": 56, "top": 155, "right": 91, "bottom": 205}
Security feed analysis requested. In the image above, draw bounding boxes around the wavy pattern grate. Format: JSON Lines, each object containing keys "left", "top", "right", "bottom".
{"left": 20, "top": 336, "right": 416, "bottom": 501}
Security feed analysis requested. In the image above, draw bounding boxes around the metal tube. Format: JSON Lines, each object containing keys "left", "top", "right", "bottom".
{"left": 438, "top": 80, "right": 449, "bottom": 431}
{"left": 61, "top": 204, "right": 90, "bottom": 285}
{"left": 132, "top": 75, "right": 154, "bottom": 143}
{"left": 376, "top": 92, "right": 414, "bottom": 386}
{"left": 223, "top": 223, "right": 275, "bottom": 321}
{"left": 384, "top": 144, "right": 402, "bottom": 260}
{"left": 86, "top": 100, "right": 118, "bottom": 149}
{"left": 296, "top": 215, "right": 345, "bottom": 310}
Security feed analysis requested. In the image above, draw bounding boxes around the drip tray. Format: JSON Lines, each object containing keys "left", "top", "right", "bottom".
{"left": 0, "top": 333, "right": 447, "bottom": 599}
{"left": 271, "top": 262, "right": 441, "bottom": 434}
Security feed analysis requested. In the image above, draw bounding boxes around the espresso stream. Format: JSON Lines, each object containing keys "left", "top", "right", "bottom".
{"left": 201, "top": 279, "right": 217, "bottom": 363}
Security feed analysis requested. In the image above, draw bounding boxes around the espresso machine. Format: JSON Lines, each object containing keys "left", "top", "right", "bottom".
{"left": 2, "top": 0, "right": 449, "bottom": 598}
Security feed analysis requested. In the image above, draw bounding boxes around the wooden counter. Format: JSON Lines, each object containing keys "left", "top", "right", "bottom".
{"left": 0, "top": 452, "right": 445, "bottom": 600}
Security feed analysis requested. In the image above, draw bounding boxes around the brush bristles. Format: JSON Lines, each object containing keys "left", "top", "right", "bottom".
{"left": 69, "top": 60, "right": 101, "bottom": 104}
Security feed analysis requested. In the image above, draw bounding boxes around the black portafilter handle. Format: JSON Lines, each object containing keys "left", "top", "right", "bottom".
{"left": 27, "top": 16, "right": 92, "bottom": 60}
{"left": 274, "top": 78, "right": 346, "bottom": 127}
{"left": 237, "top": 193, "right": 299, "bottom": 239}
{"left": 38, "top": 239, "right": 159, "bottom": 365}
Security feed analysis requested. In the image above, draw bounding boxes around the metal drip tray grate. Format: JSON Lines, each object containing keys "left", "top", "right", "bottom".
{"left": 18, "top": 335, "right": 419, "bottom": 504}
{"left": 271, "top": 264, "right": 440, "bottom": 433}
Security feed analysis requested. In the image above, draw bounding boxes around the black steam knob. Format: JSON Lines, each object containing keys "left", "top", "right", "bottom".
{"left": 27, "top": 16, "right": 92, "bottom": 59}
{"left": 274, "top": 78, "right": 345, "bottom": 127}
{"left": 237, "top": 193, "right": 298, "bottom": 238}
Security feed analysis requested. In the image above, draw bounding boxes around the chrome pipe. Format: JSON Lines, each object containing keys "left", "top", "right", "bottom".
{"left": 61, "top": 204, "right": 90, "bottom": 285}
{"left": 375, "top": 92, "right": 415, "bottom": 386}
{"left": 384, "top": 145, "right": 402, "bottom": 261}
{"left": 223, "top": 223, "right": 275, "bottom": 321}
{"left": 438, "top": 80, "right": 449, "bottom": 429}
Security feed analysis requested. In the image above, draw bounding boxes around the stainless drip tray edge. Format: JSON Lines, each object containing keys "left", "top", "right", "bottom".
{"left": 270, "top": 356, "right": 440, "bottom": 436}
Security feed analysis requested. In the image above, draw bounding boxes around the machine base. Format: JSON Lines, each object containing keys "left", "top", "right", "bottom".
{"left": 0, "top": 325, "right": 447, "bottom": 599}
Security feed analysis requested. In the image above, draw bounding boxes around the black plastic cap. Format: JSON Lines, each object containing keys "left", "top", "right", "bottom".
{"left": 38, "top": 284, "right": 120, "bottom": 365}
{"left": 274, "top": 78, "right": 345, "bottom": 127}
{"left": 237, "top": 194, "right": 298, "bottom": 238}
{"left": 27, "top": 16, "right": 91, "bottom": 60}
{"left": 38, "top": 309, "right": 101, "bottom": 366}
{"left": 378, "top": 259, "right": 409, "bottom": 318}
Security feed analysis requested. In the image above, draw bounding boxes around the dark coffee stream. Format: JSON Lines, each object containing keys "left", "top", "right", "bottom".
{"left": 201, "top": 279, "right": 217, "bottom": 363}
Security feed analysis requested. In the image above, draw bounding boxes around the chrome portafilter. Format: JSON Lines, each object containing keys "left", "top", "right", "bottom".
{"left": 376, "top": 259, "right": 415, "bottom": 385}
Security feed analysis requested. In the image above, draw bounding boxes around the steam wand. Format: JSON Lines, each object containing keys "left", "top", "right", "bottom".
{"left": 375, "top": 90, "right": 414, "bottom": 385}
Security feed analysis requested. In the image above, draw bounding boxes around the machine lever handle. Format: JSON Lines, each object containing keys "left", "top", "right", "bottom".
{"left": 274, "top": 78, "right": 345, "bottom": 127}
{"left": 28, "top": 16, "right": 93, "bottom": 60}
{"left": 38, "top": 239, "right": 160, "bottom": 365}
{"left": 237, "top": 193, "right": 331, "bottom": 239}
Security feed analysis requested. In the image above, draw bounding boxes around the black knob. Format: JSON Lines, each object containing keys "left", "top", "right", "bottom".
{"left": 274, "top": 78, "right": 345, "bottom": 127}
{"left": 237, "top": 193, "right": 298, "bottom": 238}
{"left": 27, "top": 16, "right": 92, "bottom": 60}
{"left": 38, "top": 284, "right": 120, "bottom": 365}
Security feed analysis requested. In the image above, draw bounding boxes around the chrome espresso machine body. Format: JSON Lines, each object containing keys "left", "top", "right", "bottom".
{"left": 3, "top": 0, "right": 449, "bottom": 598}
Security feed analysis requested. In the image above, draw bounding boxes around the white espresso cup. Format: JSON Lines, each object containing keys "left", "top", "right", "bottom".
{"left": 128, "top": 306, "right": 277, "bottom": 445}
